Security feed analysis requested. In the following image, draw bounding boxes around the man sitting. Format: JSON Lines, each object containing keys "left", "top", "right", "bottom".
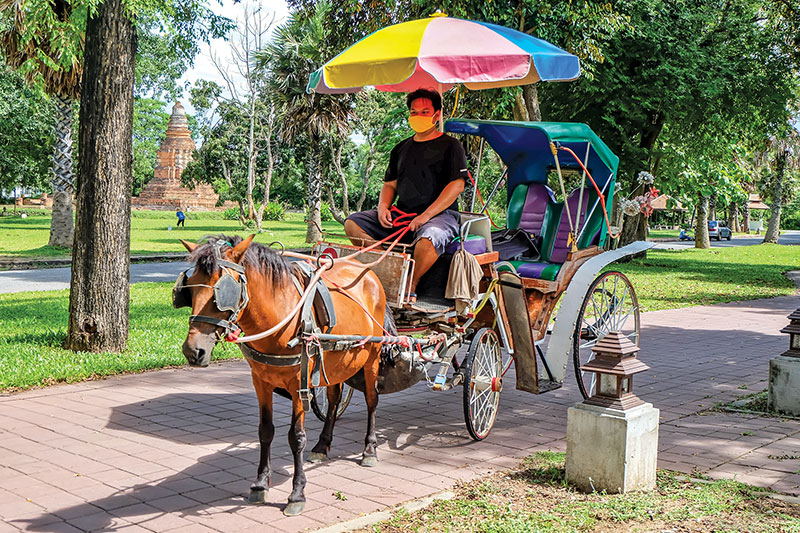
{"left": 344, "top": 88, "right": 468, "bottom": 300}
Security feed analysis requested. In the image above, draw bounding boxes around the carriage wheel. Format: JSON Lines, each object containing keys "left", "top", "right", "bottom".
{"left": 462, "top": 328, "right": 502, "bottom": 441}
{"left": 573, "top": 271, "right": 640, "bottom": 399}
{"left": 310, "top": 383, "right": 354, "bottom": 422}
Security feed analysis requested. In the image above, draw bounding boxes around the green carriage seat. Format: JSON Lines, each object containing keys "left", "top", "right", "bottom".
{"left": 499, "top": 187, "right": 605, "bottom": 281}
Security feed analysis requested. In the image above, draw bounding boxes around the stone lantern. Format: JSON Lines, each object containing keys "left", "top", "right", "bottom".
{"left": 769, "top": 308, "right": 800, "bottom": 415}
{"left": 580, "top": 331, "right": 650, "bottom": 410}
{"left": 780, "top": 308, "right": 800, "bottom": 357}
{"left": 566, "top": 330, "right": 659, "bottom": 494}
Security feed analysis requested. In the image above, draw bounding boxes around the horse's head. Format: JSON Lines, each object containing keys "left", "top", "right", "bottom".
{"left": 175, "top": 235, "right": 254, "bottom": 367}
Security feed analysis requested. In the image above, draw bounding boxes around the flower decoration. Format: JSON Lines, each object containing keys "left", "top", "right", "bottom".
{"left": 620, "top": 198, "right": 641, "bottom": 216}
{"left": 637, "top": 171, "right": 655, "bottom": 185}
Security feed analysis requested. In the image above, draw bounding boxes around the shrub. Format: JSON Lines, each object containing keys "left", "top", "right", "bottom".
{"left": 320, "top": 202, "right": 334, "bottom": 222}
{"left": 261, "top": 201, "right": 285, "bottom": 222}
{"left": 222, "top": 207, "right": 240, "bottom": 220}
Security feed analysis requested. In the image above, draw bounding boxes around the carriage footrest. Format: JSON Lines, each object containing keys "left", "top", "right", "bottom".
{"left": 536, "top": 380, "right": 562, "bottom": 393}
{"left": 406, "top": 296, "right": 454, "bottom": 313}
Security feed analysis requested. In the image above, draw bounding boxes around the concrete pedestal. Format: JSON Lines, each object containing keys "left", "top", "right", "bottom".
{"left": 769, "top": 355, "right": 800, "bottom": 415}
{"left": 566, "top": 402, "right": 659, "bottom": 493}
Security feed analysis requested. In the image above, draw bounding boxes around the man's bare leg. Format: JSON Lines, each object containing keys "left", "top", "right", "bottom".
{"left": 344, "top": 219, "right": 373, "bottom": 247}
{"left": 410, "top": 238, "right": 438, "bottom": 293}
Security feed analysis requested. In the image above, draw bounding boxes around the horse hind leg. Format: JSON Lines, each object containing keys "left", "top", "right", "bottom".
{"left": 284, "top": 399, "right": 308, "bottom": 516}
{"left": 309, "top": 384, "right": 343, "bottom": 463}
{"left": 361, "top": 348, "right": 381, "bottom": 468}
{"left": 249, "top": 387, "right": 275, "bottom": 504}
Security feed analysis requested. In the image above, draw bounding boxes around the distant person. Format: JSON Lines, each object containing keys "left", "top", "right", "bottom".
{"left": 176, "top": 208, "right": 186, "bottom": 228}
{"left": 1, "top": 207, "right": 6, "bottom": 217}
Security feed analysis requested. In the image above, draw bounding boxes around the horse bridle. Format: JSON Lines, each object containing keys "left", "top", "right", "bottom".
{"left": 172, "top": 240, "right": 249, "bottom": 335}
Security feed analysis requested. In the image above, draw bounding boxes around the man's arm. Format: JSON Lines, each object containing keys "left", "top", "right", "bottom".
{"left": 377, "top": 180, "right": 398, "bottom": 228}
{"left": 407, "top": 179, "right": 465, "bottom": 232}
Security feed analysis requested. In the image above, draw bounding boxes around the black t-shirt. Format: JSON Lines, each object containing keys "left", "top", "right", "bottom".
{"left": 384, "top": 134, "right": 469, "bottom": 214}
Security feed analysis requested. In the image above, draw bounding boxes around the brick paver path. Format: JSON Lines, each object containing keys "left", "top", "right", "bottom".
{"left": 1, "top": 295, "right": 799, "bottom": 532}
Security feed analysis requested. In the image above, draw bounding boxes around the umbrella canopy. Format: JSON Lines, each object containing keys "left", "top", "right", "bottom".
{"left": 307, "top": 15, "right": 580, "bottom": 94}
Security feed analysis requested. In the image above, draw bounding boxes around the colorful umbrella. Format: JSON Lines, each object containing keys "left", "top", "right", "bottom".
{"left": 307, "top": 14, "right": 580, "bottom": 94}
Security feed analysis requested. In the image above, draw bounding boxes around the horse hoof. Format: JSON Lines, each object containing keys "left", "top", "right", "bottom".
{"left": 360, "top": 455, "right": 378, "bottom": 468}
{"left": 283, "top": 501, "right": 305, "bottom": 516}
{"left": 308, "top": 452, "right": 327, "bottom": 463}
{"left": 248, "top": 488, "right": 268, "bottom": 504}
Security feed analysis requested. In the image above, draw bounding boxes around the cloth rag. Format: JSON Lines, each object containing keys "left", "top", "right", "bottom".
{"left": 446, "top": 249, "right": 482, "bottom": 315}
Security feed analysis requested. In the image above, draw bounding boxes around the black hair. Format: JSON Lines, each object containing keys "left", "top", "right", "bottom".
{"left": 187, "top": 235, "right": 291, "bottom": 285}
{"left": 406, "top": 89, "right": 442, "bottom": 112}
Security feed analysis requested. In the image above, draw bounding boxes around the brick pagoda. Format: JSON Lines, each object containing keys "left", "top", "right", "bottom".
{"left": 133, "top": 101, "right": 220, "bottom": 210}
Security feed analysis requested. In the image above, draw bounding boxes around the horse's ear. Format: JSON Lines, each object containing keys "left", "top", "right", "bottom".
{"left": 229, "top": 234, "right": 255, "bottom": 264}
{"left": 180, "top": 239, "right": 198, "bottom": 252}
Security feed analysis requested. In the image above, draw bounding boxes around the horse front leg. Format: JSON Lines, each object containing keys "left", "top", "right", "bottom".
{"left": 309, "top": 384, "right": 343, "bottom": 463}
{"left": 361, "top": 349, "right": 381, "bottom": 467}
{"left": 249, "top": 383, "right": 275, "bottom": 504}
{"left": 284, "top": 397, "right": 308, "bottom": 516}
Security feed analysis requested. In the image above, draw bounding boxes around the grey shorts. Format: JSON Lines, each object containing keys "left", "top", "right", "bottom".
{"left": 346, "top": 209, "right": 460, "bottom": 255}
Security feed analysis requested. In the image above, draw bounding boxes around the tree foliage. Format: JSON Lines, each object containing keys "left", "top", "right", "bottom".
{"left": 0, "top": 63, "right": 53, "bottom": 194}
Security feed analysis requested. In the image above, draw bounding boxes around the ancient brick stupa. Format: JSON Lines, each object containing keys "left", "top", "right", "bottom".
{"left": 133, "top": 101, "right": 220, "bottom": 210}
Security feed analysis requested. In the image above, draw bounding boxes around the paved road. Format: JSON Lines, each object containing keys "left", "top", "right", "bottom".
{"left": 653, "top": 229, "right": 800, "bottom": 250}
{"left": 0, "top": 261, "right": 191, "bottom": 294}
{"left": 1, "top": 230, "right": 796, "bottom": 294}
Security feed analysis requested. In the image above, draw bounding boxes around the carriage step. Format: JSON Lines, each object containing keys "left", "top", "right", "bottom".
{"left": 537, "top": 380, "right": 562, "bottom": 393}
{"left": 406, "top": 297, "right": 455, "bottom": 314}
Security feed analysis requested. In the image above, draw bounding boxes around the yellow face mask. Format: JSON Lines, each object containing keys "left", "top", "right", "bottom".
{"left": 408, "top": 115, "right": 437, "bottom": 133}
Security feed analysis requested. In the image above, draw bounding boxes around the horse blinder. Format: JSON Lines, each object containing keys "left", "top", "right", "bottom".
{"left": 172, "top": 270, "right": 192, "bottom": 309}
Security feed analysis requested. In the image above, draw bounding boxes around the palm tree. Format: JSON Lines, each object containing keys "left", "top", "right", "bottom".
{"left": 0, "top": 0, "right": 81, "bottom": 248}
{"left": 756, "top": 127, "right": 800, "bottom": 243}
{"left": 257, "top": 0, "right": 354, "bottom": 242}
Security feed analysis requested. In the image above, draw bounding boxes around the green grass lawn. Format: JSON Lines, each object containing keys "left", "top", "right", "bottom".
{"left": 616, "top": 244, "right": 798, "bottom": 312}
{"left": 0, "top": 210, "right": 348, "bottom": 259}
{"left": 369, "top": 451, "right": 800, "bottom": 532}
{"left": 648, "top": 228, "right": 681, "bottom": 239}
{"left": 0, "top": 283, "right": 242, "bottom": 391}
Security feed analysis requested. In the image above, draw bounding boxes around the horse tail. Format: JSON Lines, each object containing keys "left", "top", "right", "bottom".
{"left": 381, "top": 303, "right": 397, "bottom": 362}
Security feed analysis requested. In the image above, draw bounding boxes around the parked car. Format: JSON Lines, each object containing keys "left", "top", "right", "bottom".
{"left": 708, "top": 220, "right": 732, "bottom": 241}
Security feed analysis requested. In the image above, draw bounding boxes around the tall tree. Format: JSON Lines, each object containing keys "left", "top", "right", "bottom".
{"left": 259, "top": 0, "right": 354, "bottom": 242}
{"left": 0, "top": 0, "right": 83, "bottom": 247}
{"left": 756, "top": 127, "right": 800, "bottom": 243}
{"left": 65, "top": 0, "right": 136, "bottom": 352}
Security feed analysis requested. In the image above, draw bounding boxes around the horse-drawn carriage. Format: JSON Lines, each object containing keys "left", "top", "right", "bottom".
{"left": 310, "top": 118, "right": 651, "bottom": 439}
{"left": 173, "top": 14, "right": 654, "bottom": 517}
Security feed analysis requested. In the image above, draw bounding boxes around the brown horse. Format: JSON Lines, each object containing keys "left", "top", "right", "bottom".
{"left": 177, "top": 235, "right": 389, "bottom": 516}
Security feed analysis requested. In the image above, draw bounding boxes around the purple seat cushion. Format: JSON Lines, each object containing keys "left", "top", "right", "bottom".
{"left": 549, "top": 189, "right": 589, "bottom": 264}
{"left": 513, "top": 261, "right": 562, "bottom": 281}
{"left": 445, "top": 236, "right": 486, "bottom": 255}
{"left": 518, "top": 184, "right": 555, "bottom": 235}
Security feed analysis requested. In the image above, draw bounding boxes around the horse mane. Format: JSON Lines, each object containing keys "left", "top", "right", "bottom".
{"left": 187, "top": 235, "right": 292, "bottom": 285}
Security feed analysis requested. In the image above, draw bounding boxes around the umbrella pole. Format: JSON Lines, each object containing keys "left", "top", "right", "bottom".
{"left": 470, "top": 138, "right": 485, "bottom": 212}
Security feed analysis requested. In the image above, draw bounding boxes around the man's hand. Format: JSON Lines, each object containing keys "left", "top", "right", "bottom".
{"left": 408, "top": 213, "right": 432, "bottom": 232}
{"left": 377, "top": 206, "right": 393, "bottom": 228}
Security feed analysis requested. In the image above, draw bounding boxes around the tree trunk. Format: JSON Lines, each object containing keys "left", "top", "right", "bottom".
{"left": 331, "top": 144, "right": 350, "bottom": 217}
{"left": 709, "top": 193, "right": 717, "bottom": 222}
{"left": 620, "top": 212, "right": 647, "bottom": 246}
{"left": 306, "top": 151, "right": 322, "bottom": 243}
{"left": 48, "top": 95, "right": 75, "bottom": 248}
{"left": 356, "top": 149, "right": 375, "bottom": 212}
{"left": 695, "top": 195, "right": 710, "bottom": 249}
{"left": 522, "top": 84, "right": 541, "bottom": 121}
{"left": 763, "top": 152, "right": 786, "bottom": 244}
{"left": 728, "top": 201, "right": 739, "bottom": 233}
{"left": 324, "top": 184, "right": 346, "bottom": 224}
{"left": 512, "top": 91, "right": 529, "bottom": 121}
{"left": 742, "top": 204, "right": 751, "bottom": 234}
{"left": 66, "top": 0, "right": 136, "bottom": 353}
